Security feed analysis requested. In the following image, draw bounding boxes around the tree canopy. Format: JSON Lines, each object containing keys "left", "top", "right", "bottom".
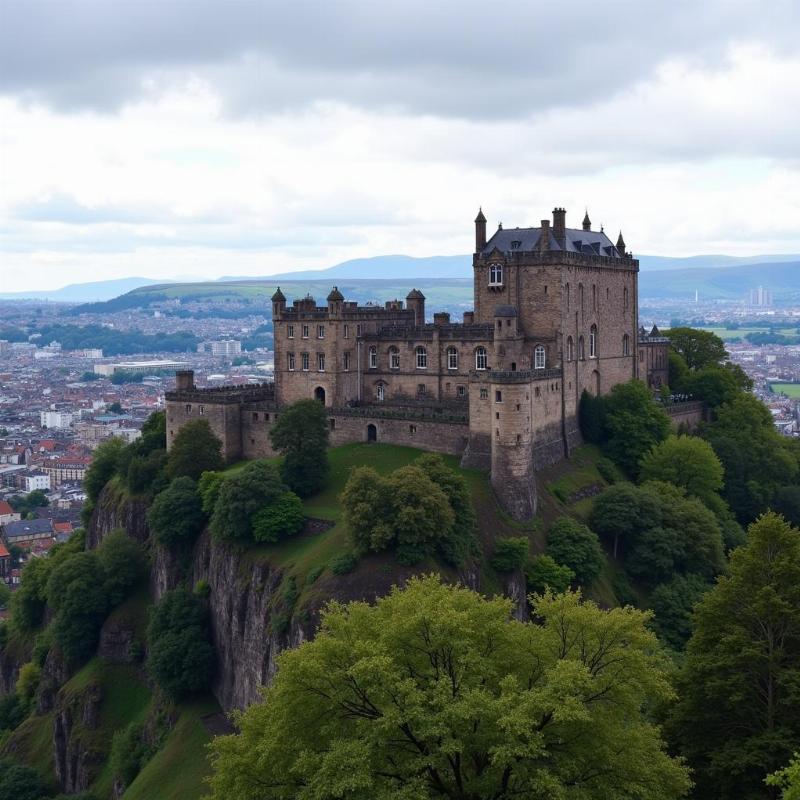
{"left": 166, "top": 418, "right": 224, "bottom": 481}
{"left": 148, "top": 476, "right": 206, "bottom": 547}
{"left": 664, "top": 327, "right": 728, "bottom": 370}
{"left": 545, "top": 517, "right": 604, "bottom": 586}
{"left": 207, "top": 575, "right": 690, "bottom": 800}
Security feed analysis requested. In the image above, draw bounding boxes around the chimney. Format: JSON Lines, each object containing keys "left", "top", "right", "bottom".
{"left": 553, "top": 207, "right": 566, "bottom": 244}
{"left": 175, "top": 370, "right": 195, "bottom": 392}
{"left": 475, "top": 208, "right": 487, "bottom": 252}
{"left": 463, "top": 311, "right": 475, "bottom": 325}
{"left": 433, "top": 312, "right": 451, "bottom": 326}
{"left": 540, "top": 219, "right": 550, "bottom": 252}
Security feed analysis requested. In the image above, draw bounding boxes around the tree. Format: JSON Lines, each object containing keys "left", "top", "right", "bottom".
{"left": 148, "top": 477, "right": 206, "bottom": 547}
{"left": 639, "top": 435, "right": 724, "bottom": 507}
{"left": 269, "top": 399, "right": 330, "bottom": 497}
{"left": 579, "top": 389, "right": 606, "bottom": 444}
{"left": 207, "top": 575, "right": 690, "bottom": 800}
{"left": 773, "top": 486, "right": 800, "bottom": 527}
{"left": 681, "top": 365, "right": 742, "bottom": 409}
{"left": 108, "top": 401, "right": 123, "bottom": 414}
{"left": 198, "top": 471, "right": 225, "bottom": 515}
{"left": 664, "top": 327, "right": 728, "bottom": 370}
{"left": 147, "top": 587, "right": 214, "bottom": 700}
{"left": 166, "top": 419, "right": 224, "bottom": 481}
{"left": 590, "top": 481, "right": 661, "bottom": 559}
{"left": 341, "top": 466, "right": 395, "bottom": 555}
{"left": 669, "top": 513, "right": 800, "bottom": 799}
{"left": 0, "top": 759, "right": 49, "bottom": 800}
{"left": 524, "top": 554, "right": 574, "bottom": 593}
{"left": 489, "top": 537, "right": 529, "bottom": 572}
{"left": 210, "top": 461, "right": 289, "bottom": 543}
{"left": 546, "top": 517, "right": 605, "bottom": 586}
{"left": 648, "top": 574, "right": 710, "bottom": 651}
{"left": 83, "top": 436, "right": 126, "bottom": 502}
{"left": 252, "top": 492, "right": 305, "bottom": 543}
{"left": 768, "top": 753, "right": 800, "bottom": 800}
{"left": 602, "top": 380, "right": 671, "bottom": 477}
{"left": 9, "top": 556, "right": 53, "bottom": 632}
{"left": 97, "top": 530, "right": 148, "bottom": 605}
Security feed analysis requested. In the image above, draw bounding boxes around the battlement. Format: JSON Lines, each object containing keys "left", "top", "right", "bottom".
{"left": 165, "top": 382, "right": 276, "bottom": 405}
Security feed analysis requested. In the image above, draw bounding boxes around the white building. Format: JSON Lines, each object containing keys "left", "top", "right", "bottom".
{"left": 24, "top": 473, "right": 50, "bottom": 492}
{"left": 201, "top": 340, "right": 242, "bottom": 357}
{"left": 40, "top": 411, "right": 74, "bottom": 429}
{"left": 94, "top": 360, "right": 189, "bottom": 376}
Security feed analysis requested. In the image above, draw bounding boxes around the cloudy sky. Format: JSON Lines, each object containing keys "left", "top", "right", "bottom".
{"left": 1, "top": 0, "right": 799, "bottom": 292}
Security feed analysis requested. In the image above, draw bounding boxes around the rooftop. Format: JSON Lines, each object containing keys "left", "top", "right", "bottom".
{"left": 482, "top": 226, "right": 625, "bottom": 259}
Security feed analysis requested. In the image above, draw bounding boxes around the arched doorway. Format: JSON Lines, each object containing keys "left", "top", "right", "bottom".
{"left": 367, "top": 424, "right": 377, "bottom": 442}
{"left": 314, "top": 387, "right": 326, "bottom": 405}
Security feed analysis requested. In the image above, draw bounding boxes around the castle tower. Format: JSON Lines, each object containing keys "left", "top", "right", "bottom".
{"left": 475, "top": 208, "right": 487, "bottom": 252}
{"left": 327, "top": 286, "right": 344, "bottom": 316}
{"left": 406, "top": 289, "right": 426, "bottom": 326}
{"left": 271, "top": 287, "right": 286, "bottom": 320}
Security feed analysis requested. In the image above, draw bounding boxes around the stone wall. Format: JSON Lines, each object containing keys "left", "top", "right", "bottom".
{"left": 665, "top": 401, "right": 705, "bottom": 431}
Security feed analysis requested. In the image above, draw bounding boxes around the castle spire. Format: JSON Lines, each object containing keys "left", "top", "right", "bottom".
{"left": 616, "top": 231, "right": 626, "bottom": 254}
{"left": 582, "top": 209, "right": 591, "bottom": 231}
{"left": 474, "top": 207, "right": 487, "bottom": 252}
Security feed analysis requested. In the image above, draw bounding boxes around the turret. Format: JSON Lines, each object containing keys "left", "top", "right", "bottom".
{"left": 553, "top": 207, "right": 566, "bottom": 245}
{"left": 475, "top": 208, "right": 487, "bottom": 252}
{"left": 616, "top": 231, "right": 626, "bottom": 255}
{"left": 582, "top": 210, "right": 591, "bottom": 231}
{"left": 406, "top": 289, "right": 426, "bottom": 326}
{"left": 175, "top": 370, "right": 195, "bottom": 391}
{"left": 271, "top": 287, "right": 286, "bottom": 319}
{"left": 327, "top": 286, "right": 344, "bottom": 316}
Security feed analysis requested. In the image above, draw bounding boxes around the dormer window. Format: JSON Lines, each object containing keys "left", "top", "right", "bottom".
{"left": 489, "top": 263, "right": 503, "bottom": 287}
{"left": 510, "top": 240, "right": 521, "bottom": 250}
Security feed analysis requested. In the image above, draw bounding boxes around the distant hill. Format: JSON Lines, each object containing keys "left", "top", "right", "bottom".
{"left": 637, "top": 253, "right": 800, "bottom": 272}
{"left": 0, "top": 276, "right": 165, "bottom": 303}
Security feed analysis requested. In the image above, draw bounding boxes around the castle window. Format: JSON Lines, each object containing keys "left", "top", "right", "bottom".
{"left": 592, "top": 284, "right": 597, "bottom": 311}
{"left": 417, "top": 384, "right": 426, "bottom": 397}
{"left": 496, "top": 412, "right": 500, "bottom": 420}
{"left": 510, "top": 240, "right": 521, "bottom": 250}
{"left": 344, "top": 324, "right": 349, "bottom": 339}
{"left": 343, "top": 351, "right": 350, "bottom": 371}
{"left": 357, "top": 324, "right": 363, "bottom": 337}
{"left": 369, "top": 346, "right": 377, "bottom": 369}
{"left": 579, "top": 284, "right": 584, "bottom": 311}
{"left": 317, "top": 325, "right": 325, "bottom": 339}
{"left": 623, "top": 334, "right": 630, "bottom": 356}
{"left": 565, "top": 283, "right": 570, "bottom": 310}
{"left": 544, "top": 285, "right": 548, "bottom": 295}
{"left": 495, "top": 390, "right": 502, "bottom": 403}
{"left": 447, "top": 347, "right": 458, "bottom": 370}
{"left": 302, "top": 324, "right": 309, "bottom": 338}
{"left": 578, "top": 336, "right": 585, "bottom": 360}
{"left": 265, "top": 413, "right": 270, "bottom": 421}
{"left": 376, "top": 383, "right": 385, "bottom": 401}
{"left": 409, "top": 424, "right": 417, "bottom": 434}
{"left": 287, "top": 325, "right": 294, "bottom": 339}
{"left": 288, "top": 353, "right": 295, "bottom": 371}
{"left": 566, "top": 336, "right": 574, "bottom": 362}
{"left": 302, "top": 352, "right": 309, "bottom": 371}
{"left": 511, "top": 361, "right": 517, "bottom": 371}
{"left": 534, "top": 345, "right": 546, "bottom": 370}
{"left": 480, "top": 387, "right": 488, "bottom": 399}
{"left": 330, "top": 418, "right": 336, "bottom": 430}
{"left": 590, "top": 325, "right": 598, "bottom": 358}
{"left": 317, "top": 353, "right": 326, "bottom": 372}
{"left": 457, "top": 384, "right": 466, "bottom": 398}
{"left": 640, "top": 350, "right": 644, "bottom": 362}
{"left": 475, "top": 346, "right": 488, "bottom": 371}
{"left": 389, "top": 346, "right": 400, "bottom": 369}
{"left": 489, "top": 263, "right": 503, "bottom": 286}
{"left": 185, "top": 404, "right": 192, "bottom": 414}
{"left": 623, "top": 287, "right": 629, "bottom": 310}
{"left": 199, "top": 405, "right": 205, "bottom": 415}
{"left": 252, "top": 412, "right": 259, "bottom": 421}
{"left": 416, "top": 346, "right": 428, "bottom": 369}
{"left": 517, "top": 434, "right": 521, "bottom": 444}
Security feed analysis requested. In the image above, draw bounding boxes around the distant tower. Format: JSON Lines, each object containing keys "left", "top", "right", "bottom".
{"left": 582, "top": 210, "right": 591, "bottom": 231}
{"left": 271, "top": 287, "right": 286, "bottom": 319}
{"left": 327, "top": 286, "right": 344, "bottom": 316}
{"left": 616, "top": 231, "right": 626, "bottom": 256}
{"left": 475, "top": 208, "right": 487, "bottom": 252}
{"left": 552, "top": 207, "right": 567, "bottom": 246}
{"left": 406, "top": 289, "right": 426, "bottom": 326}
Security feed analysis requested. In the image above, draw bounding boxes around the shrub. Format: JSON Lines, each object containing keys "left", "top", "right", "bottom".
{"left": 524, "top": 555, "right": 574, "bottom": 594}
{"left": 329, "top": 552, "right": 358, "bottom": 575}
{"left": 489, "top": 537, "right": 529, "bottom": 572}
{"left": 193, "top": 579, "right": 211, "bottom": 599}
{"left": 83, "top": 437, "right": 126, "bottom": 503}
{"left": 110, "top": 720, "right": 154, "bottom": 788}
{"left": 15, "top": 663, "right": 41, "bottom": 701}
{"left": 546, "top": 518, "right": 605, "bottom": 586}
{"left": 305, "top": 565, "right": 324, "bottom": 585}
{"left": 148, "top": 476, "right": 206, "bottom": 547}
{"left": 252, "top": 492, "right": 305, "bottom": 543}
{"left": 596, "top": 456, "right": 623, "bottom": 485}
{"left": 166, "top": 419, "right": 224, "bottom": 481}
{"left": 648, "top": 574, "right": 710, "bottom": 650}
{"left": 0, "top": 694, "right": 27, "bottom": 734}
{"left": 0, "top": 759, "right": 48, "bottom": 800}
{"left": 198, "top": 471, "right": 225, "bottom": 515}
{"left": 97, "top": 530, "right": 148, "bottom": 606}
{"left": 147, "top": 587, "right": 214, "bottom": 700}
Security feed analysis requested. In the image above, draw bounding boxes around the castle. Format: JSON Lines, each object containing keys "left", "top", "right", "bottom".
{"left": 166, "top": 208, "right": 672, "bottom": 519}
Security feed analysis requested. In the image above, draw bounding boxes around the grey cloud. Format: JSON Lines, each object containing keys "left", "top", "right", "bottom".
{"left": 1, "top": 0, "right": 798, "bottom": 119}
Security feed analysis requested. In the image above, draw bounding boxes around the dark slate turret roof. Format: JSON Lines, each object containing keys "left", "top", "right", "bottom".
{"left": 406, "top": 288, "right": 426, "bottom": 299}
{"left": 271, "top": 287, "right": 286, "bottom": 302}
{"left": 494, "top": 304, "right": 517, "bottom": 317}
{"left": 475, "top": 208, "right": 486, "bottom": 223}
{"left": 482, "top": 226, "right": 624, "bottom": 258}
{"left": 327, "top": 286, "right": 344, "bottom": 301}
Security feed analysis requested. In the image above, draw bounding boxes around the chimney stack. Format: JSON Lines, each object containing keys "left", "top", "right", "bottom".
{"left": 175, "top": 370, "right": 195, "bottom": 392}
{"left": 540, "top": 219, "right": 550, "bottom": 252}
{"left": 553, "top": 207, "right": 566, "bottom": 244}
{"left": 475, "top": 208, "right": 487, "bottom": 252}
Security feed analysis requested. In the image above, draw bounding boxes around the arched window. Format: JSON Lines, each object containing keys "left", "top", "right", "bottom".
{"left": 565, "top": 283, "right": 570, "bottom": 311}
{"left": 489, "top": 263, "right": 503, "bottom": 286}
{"left": 566, "top": 336, "right": 573, "bottom": 362}
{"left": 622, "top": 333, "right": 630, "bottom": 356}
{"left": 578, "top": 336, "right": 585, "bottom": 360}
{"left": 590, "top": 325, "right": 598, "bottom": 358}
{"left": 592, "top": 284, "right": 597, "bottom": 311}
{"left": 376, "top": 383, "right": 385, "bottom": 401}
{"left": 368, "top": 346, "right": 377, "bottom": 369}
{"left": 416, "top": 346, "right": 427, "bottom": 369}
{"left": 579, "top": 283, "right": 584, "bottom": 310}
{"left": 389, "top": 346, "right": 400, "bottom": 369}
{"left": 534, "top": 345, "right": 546, "bottom": 370}
{"left": 475, "top": 346, "right": 488, "bottom": 370}
{"left": 623, "top": 287, "right": 629, "bottom": 310}
{"left": 447, "top": 347, "right": 458, "bottom": 370}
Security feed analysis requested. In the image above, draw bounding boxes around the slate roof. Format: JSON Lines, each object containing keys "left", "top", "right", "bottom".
{"left": 482, "top": 226, "right": 624, "bottom": 259}
{"left": 3, "top": 518, "right": 54, "bottom": 539}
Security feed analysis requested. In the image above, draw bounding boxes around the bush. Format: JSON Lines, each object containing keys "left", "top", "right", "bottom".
{"left": 97, "top": 530, "right": 148, "bottom": 606}
{"left": 83, "top": 437, "right": 126, "bottom": 503}
{"left": 489, "top": 537, "right": 529, "bottom": 572}
{"left": 166, "top": 419, "right": 224, "bottom": 481}
{"left": 0, "top": 759, "right": 48, "bottom": 800}
{"left": 524, "top": 555, "right": 574, "bottom": 594}
{"left": 193, "top": 579, "right": 211, "bottom": 599}
{"left": 147, "top": 587, "right": 214, "bottom": 700}
{"left": 15, "top": 663, "right": 41, "bottom": 701}
{"left": 148, "top": 476, "right": 206, "bottom": 547}
{"left": 198, "top": 471, "right": 225, "bottom": 515}
{"left": 596, "top": 456, "right": 623, "bottom": 485}
{"left": 0, "top": 693, "right": 27, "bottom": 733}
{"left": 305, "top": 565, "right": 324, "bottom": 585}
{"left": 110, "top": 721, "right": 154, "bottom": 788}
{"left": 546, "top": 518, "right": 605, "bottom": 586}
{"left": 648, "top": 574, "right": 710, "bottom": 650}
{"left": 329, "top": 552, "right": 358, "bottom": 575}
{"left": 252, "top": 492, "right": 305, "bottom": 543}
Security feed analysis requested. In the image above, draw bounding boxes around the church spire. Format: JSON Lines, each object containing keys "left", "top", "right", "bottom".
{"left": 582, "top": 209, "right": 591, "bottom": 231}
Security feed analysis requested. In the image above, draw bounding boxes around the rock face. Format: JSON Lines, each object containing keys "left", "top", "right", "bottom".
{"left": 53, "top": 680, "right": 104, "bottom": 794}
{"left": 87, "top": 480, "right": 150, "bottom": 550}
{"left": 188, "top": 531, "right": 311, "bottom": 711}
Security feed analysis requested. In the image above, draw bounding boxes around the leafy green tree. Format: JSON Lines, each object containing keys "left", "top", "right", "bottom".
{"left": 9, "top": 557, "right": 53, "bottom": 632}
{"left": 148, "top": 477, "right": 206, "bottom": 547}
{"left": 0, "top": 583, "right": 9, "bottom": 609}
{"left": 682, "top": 365, "right": 743, "bottom": 409}
{"left": 768, "top": 753, "right": 800, "bottom": 800}
{"left": 341, "top": 467, "right": 394, "bottom": 555}
{"left": 207, "top": 575, "right": 690, "bottom": 800}
{"left": 147, "top": 587, "right": 213, "bottom": 700}
{"left": 110, "top": 721, "right": 153, "bottom": 788}
{"left": 125, "top": 448, "right": 168, "bottom": 495}
{"left": 664, "top": 326, "right": 728, "bottom": 370}
{"left": 602, "top": 380, "right": 671, "bottom": 477}
{"left": 590, "top": 481, "right": 661, "bottom": 559}
{"left": 489, "top": 537, "right": 529, "bottom": 572}
{"left": 166, "top": 419, "right": 224, "bottom": 481}
{"left": 198, "top": 471, "right": 225, "bottom": 515}
{"left": 524, "top": 554, "right": 574, "bottom": 593}
{"left": 97, "top": 530, "right": 148, "bottom": 605}
{"left": 15, "top": 662, "right": 41, "bottom": 702}
{"left": 269, "top": 399, "right": 330, "bottom": 497}
{"left": 210, "top": 461, "right": 288, "bottom": 543}
{"left": 546, "top": 517, "right": 605, "bottom": 586}
{"left": 648, "top": 574, "right": 710, "bottom": 651}
{"left": 773, "top": 486, "right": 800, "bottom": 527}
{"left": 0, "top": 759, "right": 48, "bottom": 800}
{"left": 252, "top": 492, "right": 305, "bottom": 543}
{"left": 668, "top": 513, "right": 800, "bottom": 799}
{"left": 83, "top": 436, "right": 126, "bottom": 502}
{"left": 0, "top": 694, "right": 27, "bottom": 734}
{"left": 668, "top": 350, "right": 690, "bottom": 391}
{"left": 625, "top": 525, "right": 682, "bottom": 587}
{"left": 639, "top": 435, "right": 724, "bottom": 507}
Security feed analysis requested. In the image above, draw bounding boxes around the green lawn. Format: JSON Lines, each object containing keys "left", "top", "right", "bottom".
{"left": 770, "top": 382, "right": 800, "bottom": 398}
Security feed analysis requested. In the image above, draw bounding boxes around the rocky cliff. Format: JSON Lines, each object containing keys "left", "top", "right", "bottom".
{"left": 86, "top": 479, "right": 150, "bottom": 550}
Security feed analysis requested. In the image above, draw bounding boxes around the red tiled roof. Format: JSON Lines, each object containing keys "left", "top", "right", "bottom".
{"left": 54, "top": 522, "right": 73, "bottom": 533}
{"left": 0, "top": 543, "right": 10, "bottom": 558}
{"left": 0, "top": 500, "right": 14, "bottom": 516}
